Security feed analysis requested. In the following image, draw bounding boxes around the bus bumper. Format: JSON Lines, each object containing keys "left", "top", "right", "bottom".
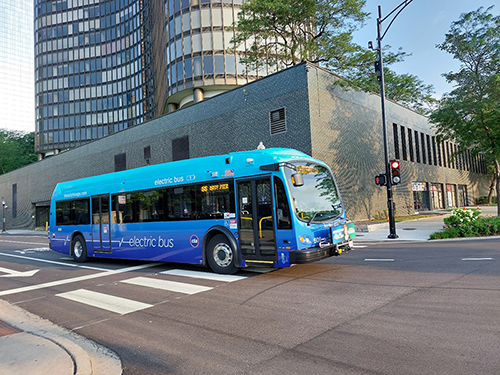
{"left": 289, "top": 240, "right": 353, "bottom": 264}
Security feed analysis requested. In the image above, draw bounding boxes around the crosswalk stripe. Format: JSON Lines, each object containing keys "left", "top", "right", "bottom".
{"left": 56, "top": 289, "right": 153, "bottom": 315}
{"left": 160, "top": 269, "right": 247, "bottom": 282}
{"left": 121, "top": 276, "right": 213, "bottom": 295}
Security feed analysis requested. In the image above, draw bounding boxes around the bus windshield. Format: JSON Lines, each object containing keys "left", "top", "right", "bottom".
{"left": 284, "top": 162, "right": 342, "bottom": 223}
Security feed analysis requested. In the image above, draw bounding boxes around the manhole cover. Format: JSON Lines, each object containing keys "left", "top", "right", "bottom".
{"left": 402, "top": 228, "right": 417, "bottom": 230}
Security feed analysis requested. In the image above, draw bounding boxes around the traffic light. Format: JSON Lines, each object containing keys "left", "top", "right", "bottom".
{"left": 375, "top": 173, "right": 387, "bottom": 186}
{"left": 390, "top": 160, "right": 401, "bottom": 184}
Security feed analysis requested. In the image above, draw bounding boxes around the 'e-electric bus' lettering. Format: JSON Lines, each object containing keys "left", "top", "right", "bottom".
{"left": 123, "top": 235, "right": 174, "bottom": 248}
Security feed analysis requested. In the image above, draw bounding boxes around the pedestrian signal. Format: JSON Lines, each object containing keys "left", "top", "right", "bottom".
{"left": 375, "top": 173, "right": 387, "bottom": 186}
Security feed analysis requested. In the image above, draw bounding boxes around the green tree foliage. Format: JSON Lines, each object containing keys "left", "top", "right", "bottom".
{"left": 429, "top": 6, "right": 500, "bottom": 215}
{"left": 0, "top": 129, "right": 37, "bottom": 174}
{"left": 231, "top": 0, "right": 435, "bottom": 114}
{"left": 232, "top": 0, "right": 367, "bottom": 66}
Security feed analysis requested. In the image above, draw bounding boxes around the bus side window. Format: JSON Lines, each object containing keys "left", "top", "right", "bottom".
{"left": 274, "top": 177, "right": 292, "bottom": 229}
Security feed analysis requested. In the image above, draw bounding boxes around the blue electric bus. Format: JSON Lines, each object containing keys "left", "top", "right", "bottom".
{"left": 49, "top": 148, "right": 355, "bottom": 274}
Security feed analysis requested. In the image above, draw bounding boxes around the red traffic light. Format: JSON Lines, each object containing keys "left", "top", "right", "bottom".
{"left": 390, "top": 160, "right": 400, "bottom": 169}
{"left": 389, "top": 160, "right": 401, "bottom": 185}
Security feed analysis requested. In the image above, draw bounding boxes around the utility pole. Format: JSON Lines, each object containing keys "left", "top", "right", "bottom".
{"left": 370, "top": 0, "right": 414, "bottom": 239}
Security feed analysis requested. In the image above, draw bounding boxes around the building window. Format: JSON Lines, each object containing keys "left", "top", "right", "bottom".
{"left": 270, "top": 107, "right": 286, "bottom": 135}
{"left": 144, "top": 146, "right": 151, "bottom": 163}
{"left": 414, "top": 130, "right": 420, "bottom": 163}
{"left": 427, "top": 135, "right": 433, "bottom": 166}
{"left": 432, "top": 136, "right": 438, "bottom": 166}
{"left": 400, "top": 125, "right": 407, "bottom": 161}
{"left": 420, "top": 133, "right": 426, "bottom": 164}
{"left": 445, "top": 142, "right": 451, "bottom": 169}
{"left": 407, "top": 128, "right": 414, "bottom": 162}
{"left": 12, "top": 184, "right": 17, "bottom": 219}
{"left": 115, "top": 153, "right": 126, "bottom": 172}
{"left": 172, "top": 135, "right": 189, "bottom": 161}
{"left": 442, "top": 142, "right": 447, "bottom": 168}
{"left": 393, "top": 123, "right": 400, "bottom": 160}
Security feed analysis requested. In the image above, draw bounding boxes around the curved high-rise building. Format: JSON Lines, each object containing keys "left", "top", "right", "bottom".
{"left": 34, "top": 0, "right": 275, "bottom": 157}
{"left": 165, "top": 0, "right": 273, "bottom": 110}
{"left": 34, "top": 0, "right": 167, "bottom": 157}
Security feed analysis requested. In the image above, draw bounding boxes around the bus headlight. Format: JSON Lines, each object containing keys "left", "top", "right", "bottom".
{"left": 299, "top": 235, "right": 312, "bottom": 245}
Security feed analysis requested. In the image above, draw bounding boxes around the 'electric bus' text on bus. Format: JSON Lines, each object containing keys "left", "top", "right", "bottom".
{"left": 49, "top": 148, "right": 355, "bottom": 274}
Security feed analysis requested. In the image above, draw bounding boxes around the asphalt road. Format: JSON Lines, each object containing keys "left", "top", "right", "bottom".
{"left": 0, "top": 235, "right": 499, "bottom": 374}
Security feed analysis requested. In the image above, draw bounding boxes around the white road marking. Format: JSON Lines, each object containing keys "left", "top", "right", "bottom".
{"left": 121, "top": 276, "right": 213, "bottom": 295}
{"left": 462, "top": 258, "right": 493, "bottom": 261}
{"left": 0, "top": 252, "right": 112, "bottom": 271}
{"left": 0, "top": 263, "right": 159, "bottom": 297}
{"left": 0, "top": 239, "right": 48, "bottom": 246}
{"left": 15, "top": 248, "right": 51, "bottom": 254}
{"left": 0, "top": 266, "right": 39, "bottom": 278}
{"left": 353, "top": 245, "right": 367, "bottom": 248}
{"left": 365, "top": 259, "right": 394, "bottom": 262}
{"left": 56, "top": 289, "right": 153, "bottom": 315}
{"left": 161, "top": 269, "right": 247, "bottom": 282}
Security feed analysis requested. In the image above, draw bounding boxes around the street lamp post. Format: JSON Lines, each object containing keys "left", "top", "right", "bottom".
{"left": 372, "top": 0, "right": 414, "bottom": 239}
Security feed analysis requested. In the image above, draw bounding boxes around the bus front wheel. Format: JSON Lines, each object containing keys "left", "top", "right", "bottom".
{"left": 72, "top": 234, "right": 88, "bottom": 263}
{"left": 207, "top": 234, "right": 237, "bottom": 274}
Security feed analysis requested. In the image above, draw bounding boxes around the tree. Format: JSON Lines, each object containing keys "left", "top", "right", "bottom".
{"left": 429, "top": 6, "right": 500, "bottom": 215}
{"left": 232, "top": 0, "right": 435, "bottom": 114}
{"left": 0, "top": 130, "right": 38, "bottom": 174}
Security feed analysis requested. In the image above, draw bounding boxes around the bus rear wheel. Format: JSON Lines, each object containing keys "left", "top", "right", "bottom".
{"left": 72, "top": 234, "right": 88, "bottom": 263}
{"left": 207, "top": 234, "right": 237, "bottom": 274}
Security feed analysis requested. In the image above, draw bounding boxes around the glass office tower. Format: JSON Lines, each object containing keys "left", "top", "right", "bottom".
{"left": 34, "top": 0, "right": 167, "bottom": 157}
{"left": 0, "top": 0, "right": 34, "bottom": 133}
{"left": 165, "top": 0, "right": 274, "bottom": 110}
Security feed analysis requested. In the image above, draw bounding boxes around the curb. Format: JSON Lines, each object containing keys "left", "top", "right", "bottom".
{"left": 0, "top": 300, "right": 122, "bottom": 375}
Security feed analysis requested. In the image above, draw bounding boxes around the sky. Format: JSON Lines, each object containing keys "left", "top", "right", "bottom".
{"left": 352, "top": 0, "right": 498, "bottom": 98}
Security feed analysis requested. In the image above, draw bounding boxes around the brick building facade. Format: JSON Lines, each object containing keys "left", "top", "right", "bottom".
{"left": 0, "top": 63, "right": 490, "bottom": 229}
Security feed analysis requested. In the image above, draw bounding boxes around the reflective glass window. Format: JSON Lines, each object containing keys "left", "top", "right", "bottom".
{"left": 202, "top": 32, "right": 212, "bottom": 50}
{"left": 203, "top": 55, "right": 213, "bottom": 74}
{"left": 214, "top": 55, "right": 224, "bottom": 73}
{"left": 191, "top": 10, "right": 200, "bottom": 29}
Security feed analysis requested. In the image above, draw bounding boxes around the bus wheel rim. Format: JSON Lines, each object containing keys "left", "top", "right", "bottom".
{"left": 213, "top": 243, "right": 232, "bottom": 268}
{"left": 74, "top": 241, "right": 83, "bottom": 258}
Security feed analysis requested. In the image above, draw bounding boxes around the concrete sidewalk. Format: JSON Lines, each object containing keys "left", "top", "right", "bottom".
{"left": 354, "top": 205, "right": 498, "bottom": 243}
{"left": 0, "top": 300, "right": 122, "bottom": 375}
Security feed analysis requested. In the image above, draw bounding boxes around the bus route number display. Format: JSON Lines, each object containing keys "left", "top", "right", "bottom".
{"left": 201, "top": 183, "right": 229, "bottom": 192}
{"left": 295, "top": 165, "right": 319, "bottom": 175}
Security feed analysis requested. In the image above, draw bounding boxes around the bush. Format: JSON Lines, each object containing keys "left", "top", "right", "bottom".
{"left": 476, "top": 196, "right": 498, "bottom": 205}
{"left": 431, "top": 208, "right": 500, "bottom": 239}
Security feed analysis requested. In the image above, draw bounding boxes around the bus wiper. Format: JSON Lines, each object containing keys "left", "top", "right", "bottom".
{"left": 307, "top": 212, "right": 320, "bottom": 226}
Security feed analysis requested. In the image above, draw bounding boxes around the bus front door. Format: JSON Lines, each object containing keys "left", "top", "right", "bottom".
{"left": 237, "top": 179, "right": 276, "bottom": 266}
{"left": 91, "top": 195, "right": 111, "bottom": 253}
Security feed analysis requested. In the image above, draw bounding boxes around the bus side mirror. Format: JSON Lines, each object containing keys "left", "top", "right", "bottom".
{"left": 291, "top": 173, "right": 304, "bottom": 187}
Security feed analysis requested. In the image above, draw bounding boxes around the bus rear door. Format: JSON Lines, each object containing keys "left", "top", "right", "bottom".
{"left": 237, "top": 178, "right": 276, "bottom": 266}
{"left": 91, "top": 195, "right": 111, "bottom": 252}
